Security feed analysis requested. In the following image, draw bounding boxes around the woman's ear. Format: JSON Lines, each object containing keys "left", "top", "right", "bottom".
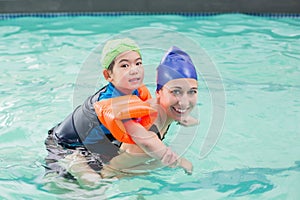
{"left": 155, "top": 89, "right": 161, "bottom": 100}
{"left": 103, "top": 69, "right": 112, "bottom": 81}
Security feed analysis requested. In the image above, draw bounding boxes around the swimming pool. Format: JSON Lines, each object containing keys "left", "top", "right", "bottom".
{"left": 0, "top": 13, "right": 299, "bottom": 199}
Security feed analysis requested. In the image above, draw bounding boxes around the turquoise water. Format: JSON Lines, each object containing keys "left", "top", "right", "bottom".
{"left": 0, "top": 14, "right": 300, "bottom": 199}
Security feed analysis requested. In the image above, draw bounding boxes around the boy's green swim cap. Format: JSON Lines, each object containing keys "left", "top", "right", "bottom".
{"left": 101, "top": 38, "right": 141, "bottom": 69}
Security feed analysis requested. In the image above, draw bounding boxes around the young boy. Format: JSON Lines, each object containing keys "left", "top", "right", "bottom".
{"left": 44, "top": 38, "right": 151, "bottom": 178}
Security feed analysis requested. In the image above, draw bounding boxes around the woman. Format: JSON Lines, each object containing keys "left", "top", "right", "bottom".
{"left": 62, "top": 46, "right": 199, "bottom": 187}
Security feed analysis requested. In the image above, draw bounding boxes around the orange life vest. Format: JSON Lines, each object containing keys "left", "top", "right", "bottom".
{"left": 94, "top": 94, "right": 157, "bottom": 144}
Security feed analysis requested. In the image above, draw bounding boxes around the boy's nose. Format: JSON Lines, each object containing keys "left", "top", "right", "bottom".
{"left": 129, "top": 65, "right": 139, "bottom": 74}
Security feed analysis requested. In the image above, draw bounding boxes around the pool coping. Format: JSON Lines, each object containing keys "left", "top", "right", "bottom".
{"left": 1, "top": 12, "right": 299, "bottom": 20}
{"left": 1, "top": 0, "right": 300, "bottom": 14}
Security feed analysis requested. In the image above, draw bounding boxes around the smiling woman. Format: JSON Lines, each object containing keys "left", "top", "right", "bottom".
{"left": 63, "top": 46, "right": 199, "bottom": 185}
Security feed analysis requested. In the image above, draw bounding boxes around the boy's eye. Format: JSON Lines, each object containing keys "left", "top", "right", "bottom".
{"left": 121, "top": 64, "right": 129, "bottom": 68}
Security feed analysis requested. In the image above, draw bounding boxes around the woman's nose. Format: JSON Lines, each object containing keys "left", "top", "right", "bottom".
{"left": 177, "top": 94, "right": 189, "bottom": 107}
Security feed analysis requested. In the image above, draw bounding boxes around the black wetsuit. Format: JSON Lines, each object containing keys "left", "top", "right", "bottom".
{"left": 44, "top": 83, "right": 167, "bottom": 177}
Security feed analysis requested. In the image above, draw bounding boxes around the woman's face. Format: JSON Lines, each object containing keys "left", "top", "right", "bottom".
{"left": 104, "top": 50, "right": 144, "bottom": 94}
{"left": 157, "top": 78, "right": 198, "bottom": 122}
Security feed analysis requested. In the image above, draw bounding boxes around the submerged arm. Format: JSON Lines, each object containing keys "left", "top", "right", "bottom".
{"left": 60, "top": 150, "right": 102, "bottom": 188}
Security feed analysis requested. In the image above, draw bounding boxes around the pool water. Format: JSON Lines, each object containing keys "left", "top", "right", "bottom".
{"left": 0, "top": 13, "right": 299, "bottom": 199}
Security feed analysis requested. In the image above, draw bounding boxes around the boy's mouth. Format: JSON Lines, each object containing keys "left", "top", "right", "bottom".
{"left": 129, "top": 77, "right": 140, "bottom": 83}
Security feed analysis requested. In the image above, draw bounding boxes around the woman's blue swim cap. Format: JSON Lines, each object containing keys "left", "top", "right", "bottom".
{"left": 156, "top": 46, "right": 198, "bottom": 91}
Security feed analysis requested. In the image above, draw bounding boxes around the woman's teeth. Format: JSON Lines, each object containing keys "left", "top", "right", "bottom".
{"left": 173, "top": 107, "right": 188, "bottom": 113}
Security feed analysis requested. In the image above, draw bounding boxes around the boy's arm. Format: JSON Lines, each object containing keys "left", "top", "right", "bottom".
{"left": 123, "top": 120, "right": 193, "bottom": 174}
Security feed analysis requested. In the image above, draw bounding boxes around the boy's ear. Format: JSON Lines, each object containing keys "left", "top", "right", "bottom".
{"left": 103, "top": 69, "right": 112, "bottom": 81}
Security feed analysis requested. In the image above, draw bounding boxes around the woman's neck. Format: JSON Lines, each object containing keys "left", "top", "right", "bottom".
{"left": 152, "top": 99, "right": 174, "bottom": 133}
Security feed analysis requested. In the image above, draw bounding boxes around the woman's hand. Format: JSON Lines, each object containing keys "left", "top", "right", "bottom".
{"left": 177, "top": 115, "right": 199, "bottom": 127}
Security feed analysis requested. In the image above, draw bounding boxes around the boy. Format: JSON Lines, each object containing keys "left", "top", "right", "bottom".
{"left": 44, "top": 38, "right": 151, "bottom": 177}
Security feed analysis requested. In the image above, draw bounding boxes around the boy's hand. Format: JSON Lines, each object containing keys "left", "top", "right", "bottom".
{"left": 178, "top": 157, "right": 193, "bottom": 175}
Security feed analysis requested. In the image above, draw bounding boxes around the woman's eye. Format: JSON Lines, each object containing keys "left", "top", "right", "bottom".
{"left": 136, "top": 61, "right": 143, "bottom": 66}
{"left": 171, "top": 90, "right": 182, "bottom": 95}
{"left": 188, "top": 90, "right": 197, "bottom": 95}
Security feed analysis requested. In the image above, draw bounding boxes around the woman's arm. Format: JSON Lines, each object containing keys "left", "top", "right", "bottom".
{"left": 123, "top": 120, "right": 193, "bottom": 174}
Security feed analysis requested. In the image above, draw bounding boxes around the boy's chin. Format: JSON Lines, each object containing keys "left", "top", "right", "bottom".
{"left": 129, "top": 83, "right": 142, "bottom": 90}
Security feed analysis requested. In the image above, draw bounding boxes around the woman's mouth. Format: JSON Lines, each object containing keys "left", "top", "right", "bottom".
{"left": 172, "top": 106, "right": 189, "bottom": 114}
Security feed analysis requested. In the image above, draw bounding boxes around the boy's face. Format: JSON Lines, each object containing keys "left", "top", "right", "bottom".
{"left": 104, "top": 51, "right": 144, "bottom": 94}
{"left": 156, "top": 78, "right": 198, "bottom": 122}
